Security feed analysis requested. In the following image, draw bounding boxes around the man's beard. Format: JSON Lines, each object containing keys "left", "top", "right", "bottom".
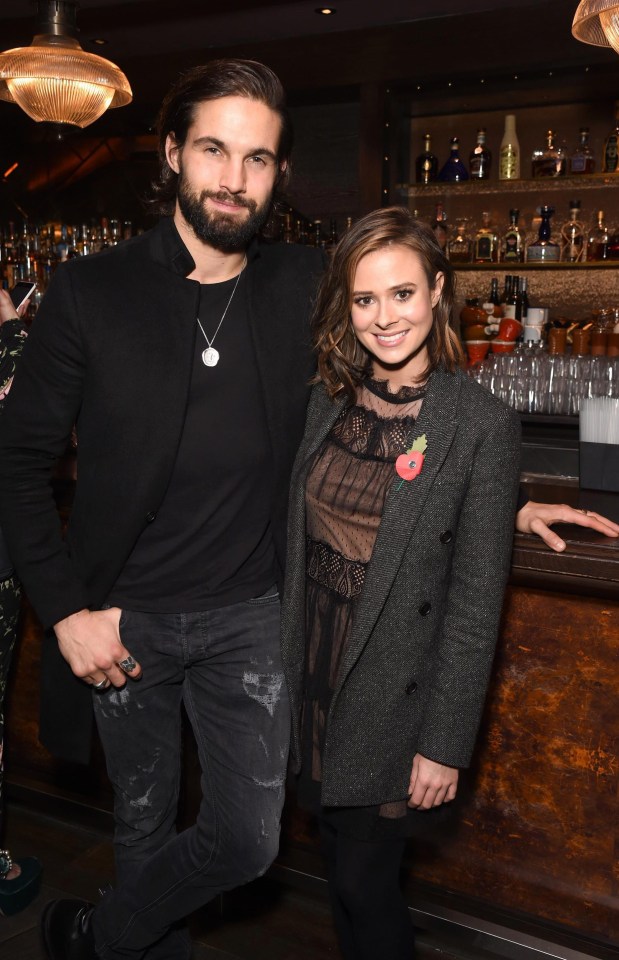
{"left": 176, "top": 168, "right": 274, "bottom": 253}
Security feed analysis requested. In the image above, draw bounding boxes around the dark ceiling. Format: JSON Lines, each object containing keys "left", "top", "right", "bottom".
{"left": 1, "top": 0, "right": 617, "bottom": 222}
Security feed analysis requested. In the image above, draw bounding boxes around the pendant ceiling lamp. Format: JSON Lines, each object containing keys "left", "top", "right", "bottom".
{"left": 0, "top": 0, "right": 132, "bottom": 128}
{"left": 572, "top": 0, "right": 619, "bottom": 55}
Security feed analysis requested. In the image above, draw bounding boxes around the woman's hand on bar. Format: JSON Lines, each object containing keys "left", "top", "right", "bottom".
{"left": 515, "top": 500, "right": 619, "bottom": 552}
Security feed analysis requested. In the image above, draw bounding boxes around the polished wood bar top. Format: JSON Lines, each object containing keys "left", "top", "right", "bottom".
{"left": 512, "top": 476, "right": 619, "bottom": 600}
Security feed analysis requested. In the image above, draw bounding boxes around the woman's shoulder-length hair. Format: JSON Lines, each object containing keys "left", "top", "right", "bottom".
{"left": 311, "top": 206, "right": 464, "bottom": 401}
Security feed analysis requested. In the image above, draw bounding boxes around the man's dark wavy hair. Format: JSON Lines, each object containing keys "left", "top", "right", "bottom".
{"left": 148, "top": 58, "right": 293, "bottom": 215}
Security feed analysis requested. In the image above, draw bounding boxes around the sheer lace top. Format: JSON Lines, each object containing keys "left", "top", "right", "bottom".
{"left": 306, "top": 378, "right": 426, "bottom": 586}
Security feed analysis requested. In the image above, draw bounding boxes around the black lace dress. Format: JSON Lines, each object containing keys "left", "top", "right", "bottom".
{"left": 298, "top": 376, "right": 453, "bottom": 840}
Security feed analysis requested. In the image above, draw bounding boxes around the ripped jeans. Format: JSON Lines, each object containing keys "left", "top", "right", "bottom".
{"left": 91, "top": 588, "right": 289, "bottom": 960}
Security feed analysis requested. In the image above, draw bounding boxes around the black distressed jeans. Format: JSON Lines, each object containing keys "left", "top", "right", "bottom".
{"left": 91, "top": 588, "right": 289, "bottom": 959}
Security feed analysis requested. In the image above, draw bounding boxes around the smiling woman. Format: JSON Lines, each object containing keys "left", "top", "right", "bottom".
{"left": 281, "top": 206, "right": 521, "bottom": 960}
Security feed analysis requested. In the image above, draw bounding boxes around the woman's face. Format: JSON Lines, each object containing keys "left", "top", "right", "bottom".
{"left": 350, "top": 243, "right": 443, "bottom": 386}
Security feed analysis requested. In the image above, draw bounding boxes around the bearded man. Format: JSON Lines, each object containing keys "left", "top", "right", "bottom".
{"left": 0, "top": 59, "right": 323, "bottom": 960}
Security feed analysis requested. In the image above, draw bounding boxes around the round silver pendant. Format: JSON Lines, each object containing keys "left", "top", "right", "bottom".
{"left": 202, "top": 347, "right": 220, "bottom": 367}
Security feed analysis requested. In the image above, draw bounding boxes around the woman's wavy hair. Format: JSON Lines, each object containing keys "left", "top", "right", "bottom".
{"left": 148, "top": 58, "right": 293, "bottom": 215}
{"left": 312, "top": 206, "right": 464, "bottom": 401}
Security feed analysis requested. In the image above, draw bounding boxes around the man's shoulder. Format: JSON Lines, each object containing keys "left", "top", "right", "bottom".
{"left": 61, "top": 228, "right": 155, "bottom": 280}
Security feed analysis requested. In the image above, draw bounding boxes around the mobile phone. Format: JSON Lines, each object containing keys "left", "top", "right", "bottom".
{"left": 10, "top": 281, "right": 36, "bottom": 310}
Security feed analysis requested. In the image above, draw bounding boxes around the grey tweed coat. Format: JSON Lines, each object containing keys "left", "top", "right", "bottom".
{"left": 280, "top": 364, "right": 521, "bottom": 808}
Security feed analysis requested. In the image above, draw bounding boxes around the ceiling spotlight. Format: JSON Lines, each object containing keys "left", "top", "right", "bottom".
{"left": 0, "top": 0, "right": 132, "bottom": 128}
{"left": 316, "top": 7, "right": 337, "bottom": 14}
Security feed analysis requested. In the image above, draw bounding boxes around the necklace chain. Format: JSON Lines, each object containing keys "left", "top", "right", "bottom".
{"left": 196, "top": 256, "right": 246, "bottom": 367}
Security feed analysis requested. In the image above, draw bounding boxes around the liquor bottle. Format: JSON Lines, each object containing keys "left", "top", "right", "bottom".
{"left": 526, "top": 205, "right": 560, "bottom": 262}
{"left": 602, "top": 103, "right": 619, "bottom": 173}
{"left": 281, "top": 212, "right": 294, "bottom": 244}
{"left": 447, "top": 223, "right": 472, "bottom": 263}
{"left": 586, "top": 210, "right": 609, "bottom": 261}
{"left": 488, "top": 277, "right": 501, "bottom": 308}
{"left": 432, "top": 203, "right": 448, "bottom": 250}
{"left": 531, "top": 130, "right": 566, "bottom": 178}
{"left": 560, "top": 200, "right": 585, "bottom": 263}
{"left": 501, "top": 209, "right": 524, "bottom": 263}
{"left": 569, "top": 127, "right": 595, "bottom": 175}
{"left": 415, "top": 133, "right": 438, "bottom": 184}
{"left": 499, "top": 114, "right": 520, "bottom": 180}
{"left": 473, "top": 212, "right": 498, "bottom": 263}
{"left": 438, "top": 137, "right": 469, "bottom": 182}
{"left": 325, "top": 217, "right": 339, "bottom": 254}
{"left": 312, "top": 220, "right": 325, "bottom": 248}
{"left": 503, "top": 275, "right": 524, "bottom": 321}
{"left": 520, "top": 277, "right": 530, "bottom": 322}
{"left": 469, "top": 128, "right": 491, "bottom": 180}
{"left": 501, "top": 275, "right": 514, "bottom": 306}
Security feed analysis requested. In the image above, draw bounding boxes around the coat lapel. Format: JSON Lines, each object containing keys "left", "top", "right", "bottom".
{"left": 334, "top": 366, "right": 462, "bottom": 690}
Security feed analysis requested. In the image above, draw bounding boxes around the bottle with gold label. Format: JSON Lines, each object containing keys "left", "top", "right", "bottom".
{"left": 602, "top": 102, "right": 619, "bottom": 173}
{"left": 560, "top": 200, "right": 585, "bottom": 263}
{"left": 415, "top": 133, "right": 438, "bottom": 184}
{"left": 473, "top": 212, "right": 498, "bottom": 263}
{"left": 499, "top": 114, "right": 520, "bottom": 180}
{"left": 501, "top": 209, "right": 524, "bottom": 263}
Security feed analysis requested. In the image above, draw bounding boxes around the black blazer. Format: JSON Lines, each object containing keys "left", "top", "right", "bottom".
{"left": 0, "top": 218, "right": 324, "bottom": 761}
{"left": 280, "top": 366, "right": 521, "bottom": 808}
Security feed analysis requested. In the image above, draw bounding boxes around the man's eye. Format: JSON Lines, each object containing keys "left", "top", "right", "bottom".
{"left": 248, "top": 156, "right": 267, "bottom": 166}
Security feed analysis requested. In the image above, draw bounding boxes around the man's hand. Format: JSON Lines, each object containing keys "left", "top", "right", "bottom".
{"left": 54, "top": 607, "right": 142, "bottom": 689}
{"left": 516, "top": 500, "right": 619, "bottom": 553}
{"left": 407, "top": 754, "right": 458, "bottom": 809}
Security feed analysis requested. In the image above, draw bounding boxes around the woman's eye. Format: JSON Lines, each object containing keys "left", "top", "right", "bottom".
{"left": 354, "top": 297, "right": 373, "bottom": 307}
{"left": 395, "top": 289, "right": 413, "bottom": 301}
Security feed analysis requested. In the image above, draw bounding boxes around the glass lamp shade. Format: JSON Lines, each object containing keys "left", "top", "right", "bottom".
{"left": 572, "top": 0, "right": 619, "bottom": 54}
{"left": 0, "top": 37, "right": 132, "bottom": 127}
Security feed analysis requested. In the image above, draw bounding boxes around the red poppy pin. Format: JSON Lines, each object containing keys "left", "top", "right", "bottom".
{"left": 395, "top": 434, "right": 427, "bottom": 489}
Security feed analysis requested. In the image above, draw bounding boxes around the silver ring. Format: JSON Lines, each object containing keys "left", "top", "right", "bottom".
{"left": 93, "top": 678, "right": 109, "bottom": 690}
{"left": 117, "top": 656, "right": 136, "bottom": 673}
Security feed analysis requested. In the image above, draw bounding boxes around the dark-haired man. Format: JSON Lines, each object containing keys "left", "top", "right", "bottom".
{"left": 0, "top": 60, "right": 323, "bottom": 959}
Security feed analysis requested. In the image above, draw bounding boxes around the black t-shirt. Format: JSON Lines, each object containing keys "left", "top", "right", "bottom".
{"left": 109, "top": 269, "right": 276, "bottom": 611}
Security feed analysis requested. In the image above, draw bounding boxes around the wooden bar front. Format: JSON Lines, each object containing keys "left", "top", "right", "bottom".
{"left": 5, "top": 479, "right": 619, "bottom": 949}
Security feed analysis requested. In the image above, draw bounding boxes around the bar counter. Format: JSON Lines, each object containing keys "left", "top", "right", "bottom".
{"left": 5, "top": 475, "right": 619, "bottom": 953}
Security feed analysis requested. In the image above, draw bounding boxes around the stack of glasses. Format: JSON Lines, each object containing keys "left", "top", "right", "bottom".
{"left": 469, "top": 342, "right": 619, "bottom": 415}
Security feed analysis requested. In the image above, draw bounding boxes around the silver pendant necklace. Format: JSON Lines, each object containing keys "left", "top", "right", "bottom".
{"left": 196, "top": 256, "right": 246, "bottom": 367}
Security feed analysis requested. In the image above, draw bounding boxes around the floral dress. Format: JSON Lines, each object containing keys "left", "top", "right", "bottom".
{"left": 298, "top": 376, "right": 452, "bottom": 840}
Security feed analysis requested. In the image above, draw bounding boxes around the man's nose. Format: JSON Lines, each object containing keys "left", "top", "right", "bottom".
{"left": 219, "top": 157, "right": 246, "bottom": 194}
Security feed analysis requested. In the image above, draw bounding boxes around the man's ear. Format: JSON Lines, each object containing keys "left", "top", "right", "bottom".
{"left": 165, "top": 134, "right": 181, "bottom": 175}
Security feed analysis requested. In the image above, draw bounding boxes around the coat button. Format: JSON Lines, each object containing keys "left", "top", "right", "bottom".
{"left": 405, "top": 681, "right": 418, "bottom": 695}
{"left": 145, "top": 511, "right": 156, "bottom": 523}
{"left": 440, "top": 530, "right": 453, "bottom": 543}
{"left": 418, "top": 602, "right": 431, "bottom": 616}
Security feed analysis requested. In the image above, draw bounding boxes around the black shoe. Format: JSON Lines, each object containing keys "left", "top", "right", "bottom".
{"left": 41, "top": 898, "right": 97, "bottom": 960}
{"left": 0, "top": 856, "right": 42, "bottom": 915}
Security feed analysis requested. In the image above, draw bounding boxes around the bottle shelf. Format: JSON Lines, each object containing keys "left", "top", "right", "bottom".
{"left": 398, "top": 174, "right": 619, "bottom": 198}
{"left": 453, "top": 261, "right": 617, "bottom": 271}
